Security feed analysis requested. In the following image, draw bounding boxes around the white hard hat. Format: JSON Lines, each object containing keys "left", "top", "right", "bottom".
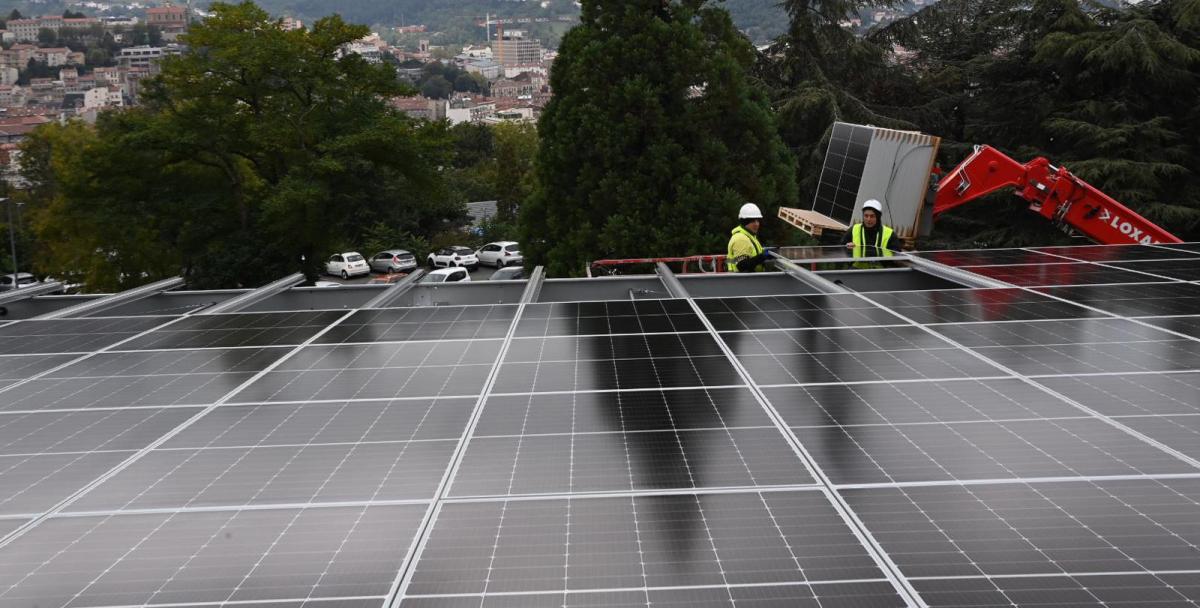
{"left": 739, "top": 203, "right": 763, "bottom": 219}
{"left": 862, "top": 199, "right": 883, "bottom": 214}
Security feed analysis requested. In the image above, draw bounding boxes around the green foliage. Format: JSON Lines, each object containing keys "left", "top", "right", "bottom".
{"left": 522, "top": 0, "right": 798, "bottom": 276}
{"left": 19, "top": 1, "right": 461, "bottom": 290}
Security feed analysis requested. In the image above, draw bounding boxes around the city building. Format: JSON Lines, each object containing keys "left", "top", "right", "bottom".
{"left": 145, "top": 5, "right": 188, "bottom": 40}
{"left": 117, "top": 45, "right": 183, "bottom": 70}
{"left": 463, "top": 59, "right": 502, "bottom": 80}
{"left": 492, "top": 30, "right": 541, "bottom": 67}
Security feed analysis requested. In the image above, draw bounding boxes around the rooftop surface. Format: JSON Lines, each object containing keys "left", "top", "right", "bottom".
{"left": 1, "top": 242, "right": 1199, "bottom": 607}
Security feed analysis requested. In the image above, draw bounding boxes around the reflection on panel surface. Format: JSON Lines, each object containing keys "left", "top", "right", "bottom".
{"left": 0, "top": 505, "right": 425, "bottom": 606}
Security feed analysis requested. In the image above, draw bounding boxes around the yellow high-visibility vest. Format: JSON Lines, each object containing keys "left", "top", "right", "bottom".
{"left": 727, "top": 225, "right": 764, "bottom": 272}
{"left": 851, "top": 223, "right": 895, "bottom": 269}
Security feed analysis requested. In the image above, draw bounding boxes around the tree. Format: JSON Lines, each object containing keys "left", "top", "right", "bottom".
{"left": 453, "top": 72, "right": 480, "bottom": 93}
{"left": 63, "top": 10, "right": 87, "bottom": 18}
{"left": 8, "top": 9, "right": 22, "bottom": 21}
{"left": 420, "top": 74, "right": 452, "bottom": 98}
{"left": 521, "top": 0, "right": 798, "bottom": 276}
{"left": 20, "top": 1, "right": 460, "bottom": 289}
{"left": 37, "top": 28, "right": 58, "bottom": 46}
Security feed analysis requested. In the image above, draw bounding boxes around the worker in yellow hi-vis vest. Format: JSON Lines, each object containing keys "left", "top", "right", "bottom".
{"left": 842, "top": 200, "right": 902, "bottom": 268}
{"left": 727, "top": 203, "right": 771, "bottom": 272}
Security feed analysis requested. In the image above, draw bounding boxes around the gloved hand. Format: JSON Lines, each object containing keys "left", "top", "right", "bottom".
{"left": 737, "top": 252, "right": 771, "bottom": 273}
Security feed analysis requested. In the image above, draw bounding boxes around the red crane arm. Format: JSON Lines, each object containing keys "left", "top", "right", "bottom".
{"left": 932, "top": 145, "right": 1182, "bottom": 245}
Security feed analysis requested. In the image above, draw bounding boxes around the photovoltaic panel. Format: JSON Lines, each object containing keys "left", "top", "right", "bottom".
{"left": 0, "top": 407, "right": 202, "bottom": 455}
{"left": 813, "top": 122, "right": 873, "bottom": 223}
{"left": 1039, "top": 282, "right": 1200, "bottom": 316}
{"left": 961, "top": 262, "right": 1174, "bottom": 286}
{"left": 71, "top": 439, "right": 458, "bottom": 510}
{"left": 722, "top": 326, "right": 1001, "bottom": 385}
{"left": 516, "top": 299, "right": 705, "bottom": 337}
{"left": 1115, "top": 415, "right": 1200, "bottom": 461}
{"left": 0, "top": 355, "right": 77, "bottom": 386}
{"left": 927, "top": 318, "right": 1177, "bottom": 347}
{"left": 914, "top": 573, "right": 1200, "bottom": 607}
{"left": 1141, "top": 314, "right": 1200, "bottom": 338}
{"left": 1034, "top": 372, "right": 1200, "bottom": 416}
{"left": 793, "top": 417, "right": 1195, "bottom": 485}
{"left": 228, "top": 340, "right": 502, "bottom": 402}
{"left": 0, "top": 505, "right": 426, "bottom": 607}
{"left": 493, "top": 333, "right": 742, "bottom": 393}
{"left": 114, "top": 311, "right": 347, "bottom": 350}
{"left": 403, "top": 491, "right": 888, "bottom": 597}
{"left": 0, "top": 371, "right": 259, "bottom": 412}
{"left": 317, "top": 305, "right": 517, "bottom": 343}
{"left": 450, "top": 427, "right": 812, "bottom": 496}
{"left": 696, "top": 294, "right": 902, "bottom": 330}
{"left": 0, "top": 451, "right": 132, "bottom": 515}
{"left": 402, "top": 581, "right": 908, "bottom": 607}
{"left": 0, "top": 316, "right": 176, "bottom": 355}
{"left": 844, "top": 479, "right": 1200, "bottom": 577}
{"left": 162, "top": 397, "right": 477, "bottom": 448}
{"left": 473, "top": 388, "right": 774, "bottom": 436}
{"left": 1029, "top": 244, "right": 1200, "bottom": 262}
{"left": 42, "top": 347, "right": 289, "bottom": 377}
{"left": 863, "top": 288, "right": 1106, "bottom": 323}
{"left": 969, "top": 339, "right": 1200, "bottom": 375}
{"left": 763, "top": 379, "right": 1085, "bottom": 428}
{"left": 914, "top": 248, "right": 1061, "bottom": 267}
{"left": 1107, "top": 259, "right": 1200, "bottom": 280}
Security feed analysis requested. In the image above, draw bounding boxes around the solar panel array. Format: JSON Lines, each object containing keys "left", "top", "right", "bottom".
{"left": 813, "top": 122, "right": 874, "bottom": 224}
{"left": 2, "top": 243, "right": 1200, "bottom": 608}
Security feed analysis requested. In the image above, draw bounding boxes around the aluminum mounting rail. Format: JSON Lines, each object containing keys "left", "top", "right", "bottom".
{"left": 519, "top": 266, "right": 546, "bottom": 303}
{"left": 32, "top": 276, "right": 185, "bottom": 320}
{"left": 0, "top": 280, "right": 64, "bottom": 305}
{"left": 195, "top": 273, "right": 305, "bottom": 315}
{"left": 771, "top": 254, "right": 853, "bottom": 294}
{"left": 903, "top": 254, "right": 1016, "bottom": 289}
{"left": 362, "top": 269, "right": 427, "bottom": 309}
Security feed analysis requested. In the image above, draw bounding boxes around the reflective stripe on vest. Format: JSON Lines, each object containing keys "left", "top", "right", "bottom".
{"left": 851, "top": 224, "right": 894, "bottom": 258}
{"left": 727, "top": 225, "right": 764, "bottom": 273}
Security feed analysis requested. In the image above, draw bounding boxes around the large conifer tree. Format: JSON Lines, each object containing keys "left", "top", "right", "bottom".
{"left": 521, "top": 0, "right": 797, "bottom": 276}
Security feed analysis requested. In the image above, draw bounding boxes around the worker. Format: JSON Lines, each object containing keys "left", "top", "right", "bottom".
{"left": 728, "top": 203, "right": 771, "bottom": 272}
{"left": 843, "top": 199, "right": 902, "bottom": 266}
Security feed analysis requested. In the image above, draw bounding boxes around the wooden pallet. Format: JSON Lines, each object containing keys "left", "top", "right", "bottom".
{"left": 777, "top": 207, "right": 848, "bottom": 237}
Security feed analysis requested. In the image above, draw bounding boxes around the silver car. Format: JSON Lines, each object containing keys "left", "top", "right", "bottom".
{"left": 369, "top": 249, "right": 418, "bottom": 274}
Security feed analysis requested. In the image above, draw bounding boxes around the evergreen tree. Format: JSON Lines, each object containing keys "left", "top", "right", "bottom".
{"left": 522, "top": 0, "right": 797, "bottom": 276}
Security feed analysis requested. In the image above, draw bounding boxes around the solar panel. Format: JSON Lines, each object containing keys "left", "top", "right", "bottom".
{"left": 813, "top": 122, "right": 874, "bottom": 223}
{"left": 3, "top": 243, "right": 1200, "bottom": 608}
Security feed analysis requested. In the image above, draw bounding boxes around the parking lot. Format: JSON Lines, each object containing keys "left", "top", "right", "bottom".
{"left": 319, "top": 262, "right": 500, "bottom": 286}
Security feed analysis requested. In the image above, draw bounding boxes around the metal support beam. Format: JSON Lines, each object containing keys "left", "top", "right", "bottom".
{"left": 655, "top": 262, "right": 689, "bottom": 299}
{"left": 362, "top": 269, "right": 426, "bottom": 309}
{"left": 0, "top": 280, "right": 63, "bottom": 306}
{"left": 771, "top": 255, "right": 853, "bottom": 294}
{"left": 33, "top": 276, "right": 185, "bottom": 320}
{"left": 196, "top": 273, "right": 305, "bottom": 315}
{"left": 903, "top": 255, "right": 1016, "bottom": 289}
{"left": 519, "top": 266, "right": 545, "bottom": 303}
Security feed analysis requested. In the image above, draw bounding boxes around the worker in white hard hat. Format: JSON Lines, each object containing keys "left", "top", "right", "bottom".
{"left": 842, "top": 199, "right": 902, "bottom": 267}
{"left": 728, "top": 203, "right": 771, "bottom": 273}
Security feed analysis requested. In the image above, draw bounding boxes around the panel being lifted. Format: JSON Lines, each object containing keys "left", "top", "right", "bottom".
{"left": 781, "top": 122, "right": 940, "bottom": 242}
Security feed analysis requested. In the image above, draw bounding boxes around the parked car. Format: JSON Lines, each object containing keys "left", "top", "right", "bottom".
{"left": 0, "top": 272, "right": 37, "bottom": 292}
{"left": 489, "top": 266, "right": 525, "bottom": 281}
{"left": 427, "top": 246, "right": 479, "bottom": 269}
{"left": 476, "top": 241, "right": 523, "bottom": 268}
{"left": 325, "top": 252, "right": 370, "bottom": 279}
{"left": 369, "top": 249, "right": 418, "bottom": 274}
{"left": 423, "top": 267, "right": 471, "bottom": 283}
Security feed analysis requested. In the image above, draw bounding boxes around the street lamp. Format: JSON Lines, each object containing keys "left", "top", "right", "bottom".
{"left": 3, "top": 197, "right": 17, "bottom": 290}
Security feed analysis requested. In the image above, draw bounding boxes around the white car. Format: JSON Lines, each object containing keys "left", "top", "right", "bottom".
{"left": 422, "top": 267, "right": 471, "bottom": 283}
{"left": 476, "top": 241, "right": 523, "bottom": 268}
{"left": 325, "top": 252, "right": 370, "bottom": 279}
{"left": 427, "top": 246, "right": 479, "bottom": 269}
